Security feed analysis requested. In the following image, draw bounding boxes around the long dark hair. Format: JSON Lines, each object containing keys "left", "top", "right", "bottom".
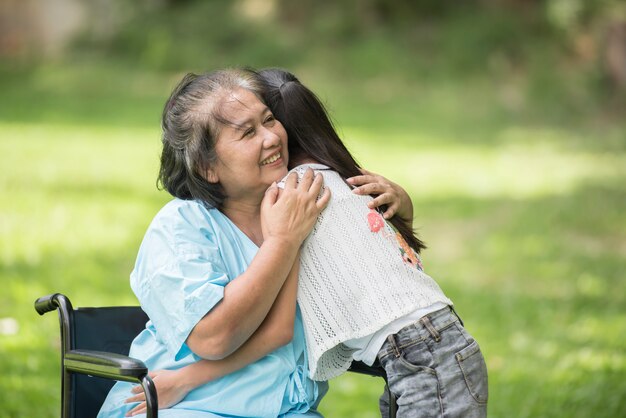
{"left": 259, "top": 68, "right": 426, "bottom": 253}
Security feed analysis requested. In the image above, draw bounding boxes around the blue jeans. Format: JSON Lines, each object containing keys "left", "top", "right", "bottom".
{"left": 377, "top": 307, "right": 488, "bottom": 418}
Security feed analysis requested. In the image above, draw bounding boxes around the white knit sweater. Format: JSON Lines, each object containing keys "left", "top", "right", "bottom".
{"left": 282, "top": 164, "right": 452, "bottom": 381}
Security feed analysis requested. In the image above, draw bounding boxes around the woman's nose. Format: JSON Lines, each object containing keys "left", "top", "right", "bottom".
{"left": 262, "top": 126, "right": 281, "bottom": 147}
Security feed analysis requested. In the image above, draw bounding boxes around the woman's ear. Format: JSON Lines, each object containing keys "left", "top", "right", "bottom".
{"left": 205, "top": 168, "right": 219, "bottom": 183}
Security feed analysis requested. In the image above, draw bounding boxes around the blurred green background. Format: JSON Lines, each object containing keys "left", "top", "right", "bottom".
{"left": 1, "top": 0, "right": 625, "bottom": 417}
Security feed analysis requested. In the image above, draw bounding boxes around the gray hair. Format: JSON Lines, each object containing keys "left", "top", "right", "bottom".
{"left": 158, "top": 68, "right": 266, "bottom": 208}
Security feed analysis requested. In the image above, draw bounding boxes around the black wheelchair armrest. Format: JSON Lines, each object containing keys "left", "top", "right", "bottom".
{"left": 65, "top": 349, "right": 148, "bottom": 381}
{"left": 65, "top": 349, "right": 158, "bottom": 417}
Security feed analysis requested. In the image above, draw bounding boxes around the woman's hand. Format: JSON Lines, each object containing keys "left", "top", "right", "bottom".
{"left": 261, "top": 168, "right": 331, "bottom": 244}
{"left": 124, "top": 369, "right": 192, "bottom": 416}
{"left": 347, "top": 168, "right": 413, "bottom": 222}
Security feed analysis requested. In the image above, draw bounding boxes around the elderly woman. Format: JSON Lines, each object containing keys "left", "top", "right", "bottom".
{"left": 98, "top": 69, "right": 331, "bottom": 418}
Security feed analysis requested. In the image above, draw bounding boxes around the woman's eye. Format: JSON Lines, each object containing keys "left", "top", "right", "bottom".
{"left": 243, "top": 128, "right": 254, "bottom": 137}
{"left": 264, "top": 115, "right": 275, "bottom": 124}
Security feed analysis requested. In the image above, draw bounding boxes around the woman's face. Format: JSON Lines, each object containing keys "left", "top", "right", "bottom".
{"left": 206, "top": 88, "right": 289, "bottom": 202}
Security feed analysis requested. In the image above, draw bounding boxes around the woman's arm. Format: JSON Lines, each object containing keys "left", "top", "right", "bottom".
{"left": 124, "top": 256, "right": 301, "bottom": 416}
{"left": 347, "top": 168, "right": 414, "bottom": 224}
{"left": 187, "top": 170, "right": 329, "bottom": 360}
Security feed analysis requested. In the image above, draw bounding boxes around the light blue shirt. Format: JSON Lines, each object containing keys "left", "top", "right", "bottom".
{"left": 98, "top": 199, "right": 326, "bottom": 418}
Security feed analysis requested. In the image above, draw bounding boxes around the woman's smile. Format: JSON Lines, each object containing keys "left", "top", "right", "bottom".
{"left": 260, "top": 151, "right": 282, "bottom": 166}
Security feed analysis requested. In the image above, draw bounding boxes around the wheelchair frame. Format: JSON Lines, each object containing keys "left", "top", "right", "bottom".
{"left": 36, "top": 293, "right": 397, "bottom": 418}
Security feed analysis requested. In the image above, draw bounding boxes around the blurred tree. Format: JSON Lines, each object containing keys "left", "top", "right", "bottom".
{"left": 0, "top": 0, "right": 85, "bottom": 59}
{"left": 274, "top": 0, "right": 469, "bottom": 32}
{"left": 604, "top": 17, "right": 626, "bottom": 91}
{"left": 546, "top": 0, "right": 626, "bottom": 93}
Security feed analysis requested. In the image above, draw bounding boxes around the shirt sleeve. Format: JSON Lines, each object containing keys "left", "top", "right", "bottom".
{"left": 130, "top": 202, "right": 229, "bottom": 361}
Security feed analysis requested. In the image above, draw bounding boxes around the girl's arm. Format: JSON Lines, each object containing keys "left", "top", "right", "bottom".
{"left": 347, "top": 168, "right": 414, "bottom": 223}
{"left": 124, "top": 256, "right": 301, "bottom": 416}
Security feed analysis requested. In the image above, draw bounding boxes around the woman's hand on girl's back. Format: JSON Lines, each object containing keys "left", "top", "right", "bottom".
{"left": 261, "top": 169, "right": 330, "bottom": 245}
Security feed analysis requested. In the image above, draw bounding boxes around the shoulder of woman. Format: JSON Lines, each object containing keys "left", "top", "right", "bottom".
{"left": 133, "top": 198, "right": 225, "bottom": 274}
{"left": 155, "top": 197, "right": 200, "bottom": 214}
{"left": 147, "top": 199, "right": 220, "bottom": 244}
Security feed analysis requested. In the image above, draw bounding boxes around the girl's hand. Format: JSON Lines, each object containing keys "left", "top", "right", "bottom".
{"left": 124, "top": 369, "right": 192, "bottom": 416}
{"left": 261, "top": 169, "right": 331, "bottom": 244}
{"left": 347, "top": 168, "right": 413, "bottom": 222}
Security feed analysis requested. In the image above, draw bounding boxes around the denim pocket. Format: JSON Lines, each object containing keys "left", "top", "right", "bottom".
{"left": 397, "top": 340, "right": 432, "bottom": 372}
{"left": 455, "top": 340, "right": 488, "bottom": 404}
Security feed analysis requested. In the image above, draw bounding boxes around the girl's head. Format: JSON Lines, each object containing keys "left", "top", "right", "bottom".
{"left": 258, "top": 68, "right": 361, "bottom": 178}
{"left": 158, "top": 68, "right": 288, "bottom": 208}
{"left": 258, "top": 67, "right": 426, "bottom": 253}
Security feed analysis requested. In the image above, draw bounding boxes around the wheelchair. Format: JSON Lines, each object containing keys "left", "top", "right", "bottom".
{"left": 35, "top": 293, "right": 397, "bottom": 418}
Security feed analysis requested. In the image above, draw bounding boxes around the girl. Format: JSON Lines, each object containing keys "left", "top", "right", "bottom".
{"left": 126, "top": 69, "right": 488, "bottom": 418}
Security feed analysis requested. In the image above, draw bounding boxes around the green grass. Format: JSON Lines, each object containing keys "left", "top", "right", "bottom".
{"left": 1, "top": 48, "right": 625, "bottom": 418}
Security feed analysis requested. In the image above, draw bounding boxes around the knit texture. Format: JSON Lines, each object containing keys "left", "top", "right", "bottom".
{"left": 283, "top": 164, "right": 452, "bottom": 381}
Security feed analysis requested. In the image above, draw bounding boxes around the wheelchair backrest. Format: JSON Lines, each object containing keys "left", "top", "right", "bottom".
{"left": 71, "top": 306, "right": 148, "bottom": 418}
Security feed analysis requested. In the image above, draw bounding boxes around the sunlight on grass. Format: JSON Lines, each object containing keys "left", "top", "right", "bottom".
{"left": 0, "top": 122, "right": 167, "bottom": 268}
{"left": 343, "top": 126, "right": 625, "bottom": 200}
{"left": 555, "top": 346, "right": 626, "bottom": 375}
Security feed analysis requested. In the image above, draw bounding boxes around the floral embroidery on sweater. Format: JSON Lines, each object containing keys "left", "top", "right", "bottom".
{"left": 395, "top": 231, "right": 424, "bottom": 270}
{"left": 367, "top": 209, "right": 423, "bottom": 270}
{"left": 367, "top": 209, "right": 385, "bottom": 232}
